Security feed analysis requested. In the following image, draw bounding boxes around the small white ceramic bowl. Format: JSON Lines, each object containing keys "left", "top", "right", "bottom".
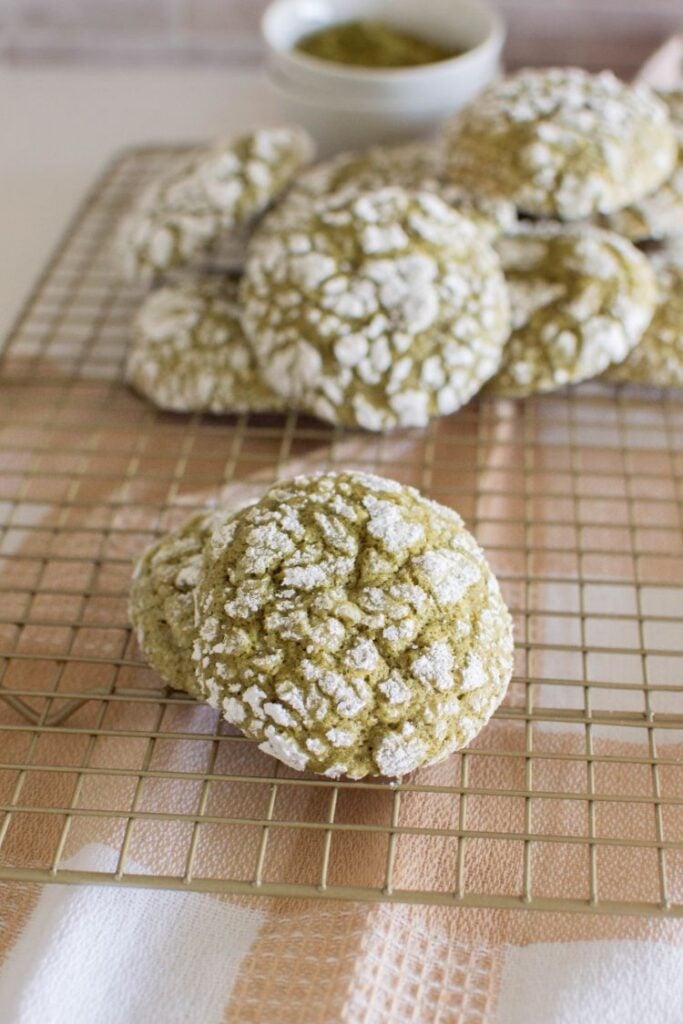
{"left": 261, "top": 0, "right": 505, "bottom": 155}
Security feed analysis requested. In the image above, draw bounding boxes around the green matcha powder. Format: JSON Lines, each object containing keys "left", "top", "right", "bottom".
{"left": 295, "top": 19, "right": 460, "bottom": 69}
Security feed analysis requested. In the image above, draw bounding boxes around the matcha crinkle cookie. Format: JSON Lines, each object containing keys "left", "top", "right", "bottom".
{"left": 240, "top": 186, "right": 511, "bottom": 431}
{"left": 115, "top": 127, "right": 315, "bottom": 283}
{"left": 288, "top": 140, "right": 516, "bottom": 240}
{"left": 601, "top": 89, "right": 683, "bottom": 242}
{"left": 126, "top": 277, "right": 283, "bottom": 414}
{"left": 601, "top": 165, "right": 683, "bottom": 243}
{"left": 193, "top": 471, "right": 514, "bottom": 779}
{"left": 604, "top": 246, "right": 683, "bottom": 388}
{"left": 444, "top": 68, "right": 678, "bottom": 220}
{"left": 487, "top": 225, "right": 657, "bottom": 396}
{"left": 659, "top": 88, "right": 683, "bottom": 146}
{"left": 130, "top": 509, "right": 233, "bottom": 697}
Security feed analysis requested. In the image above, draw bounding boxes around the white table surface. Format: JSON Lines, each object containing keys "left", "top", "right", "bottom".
{"left": 1, "top": 65, "right": 277, "bottom": 342}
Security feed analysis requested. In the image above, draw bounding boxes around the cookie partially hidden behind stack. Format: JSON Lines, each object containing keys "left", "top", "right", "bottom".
{"left": 130, "top": 472, "right": 514, "bottom": 779}
{"left": 115, "top": 127, "right": 315, "bottom": 283}
{"left": 126, "top": 277, "right": 283, "bottom": 414}
{"left": 603, "top": 90, "right": 683, "bottom": 243}
{"left": 287, "top": 139, "right": 517, "bottom": 240}
{"left": 488, "top": 225, "right": 657, "bottom": 396}
{"left": 604, "top": 244, "right": 683, "bottom": 388}
{"left": 130, "top": 509, "right": 231, "bottom": 697}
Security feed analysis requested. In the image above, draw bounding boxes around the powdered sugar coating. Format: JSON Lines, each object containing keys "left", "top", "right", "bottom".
{"left": 602, "top": 167, "right": 683, "bottom": 242}
{"left": 193, "top": 471, "right": 514, "bottom": 779}
{"left": 129, "top": 509, "right": 235, "bottom": 696}
{"left": 288, "top": 139, "right": 516, "bottom": 240}
{"left": 126, "top": 277, "right": 284, "bottom": 414}
{"left": 240, "top": 186, "right": 511, "bottom": 431}
{"left": 444, "top": 68, "right": 678, "bottom": 220}
{"left": 487, "top": 224, "right": 657, "bottom": 396}
{"left": 605, "top": 246, "right": 683, "bottom": 388}
{"left": 114, "top": 127, "right": 315, "bottom": 283}
{"left": 602, "top": 90, "right": 683, "bottom": 242}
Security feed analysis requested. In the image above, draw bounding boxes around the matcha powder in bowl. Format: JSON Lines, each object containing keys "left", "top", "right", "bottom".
{"left": 294, "top": 19, "right": 460, "bottom": 68}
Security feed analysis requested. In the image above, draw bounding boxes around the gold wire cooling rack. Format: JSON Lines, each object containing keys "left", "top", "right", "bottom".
{"left": 0, "top": 146, "right": 682, "bottom": 916}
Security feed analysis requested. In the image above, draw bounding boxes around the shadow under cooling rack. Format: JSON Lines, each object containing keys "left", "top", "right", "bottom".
{"left": 0, "top": 146, "right": 682, "bottom": 915}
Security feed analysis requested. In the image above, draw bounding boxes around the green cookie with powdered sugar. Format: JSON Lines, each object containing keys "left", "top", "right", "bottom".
{"left": 192, "top": 471, "right": 514, "bottom": 779}
{"left": 604, "top": 245, "right": 683, "bottom": 388}
{"left": 287, "top": 139, "right": 516, "bottom": 241}
{"left": 601, "top": 89, "right": 683, "bottom": 243}
{"left": 129, "top": 510, "right": 233, "bottom": 696}
{"left": 115, "top": 127, "right": 315, "bottom": 283}
{"left": 444, "top": 68, "right": 677, "bottom": 220}
{"left": 659, "top": 88, "right": 683, "bottom": 146}
{"left": 127, "top": 277, "right": 284, "bottom": 415}
{"left": 241, "top": 185, "right": 510, "bottom": 431}
{"left": 487, "top": 225, "right": 657, "bottom": 396}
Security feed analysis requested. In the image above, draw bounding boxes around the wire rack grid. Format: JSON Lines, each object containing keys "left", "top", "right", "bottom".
{"left": 0, "top": 146, "right": 681, "bottom": 916}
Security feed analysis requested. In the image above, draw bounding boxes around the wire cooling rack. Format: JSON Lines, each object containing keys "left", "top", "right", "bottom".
{"left": 0, "top": 146, "right": 681, "bottom": 916}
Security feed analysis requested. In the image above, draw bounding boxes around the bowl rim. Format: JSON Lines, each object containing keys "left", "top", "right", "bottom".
{"left": 261, "top": 0, "right": 506, "bottom": 83}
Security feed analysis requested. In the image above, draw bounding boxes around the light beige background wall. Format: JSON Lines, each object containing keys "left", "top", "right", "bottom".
{"left": 2, "top": 1, "right": 682, "bottom": 77}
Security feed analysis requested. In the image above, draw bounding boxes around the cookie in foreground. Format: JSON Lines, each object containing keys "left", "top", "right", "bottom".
{"left": 193, "top": 471, "right": 514, "bottom": 779}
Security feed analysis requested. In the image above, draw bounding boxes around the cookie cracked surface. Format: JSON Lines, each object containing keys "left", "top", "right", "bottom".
{"left": 193, "top": 471, "right": 514, "bottom": 779}
{"left": 487, "top": 225, "right": 657, "bottom": 396}
{"left": 602, "top": 89, "right": 683, "bottom": 242}
{"left": 126, "top": 277, "right": 284, "bottom": 414}
{"left": 444, "top": 68, "right": 678, "bottom": 220}
{"left": 240, "top": 186, "right": 511, "bottom": 431}
{"left": 115, "top": 127, "right": 315, "bottom": 283}
{"left": 288, "top": 139, "right": 516, "bottom": 240}
{"left": 604, "top": 245, "right": 683, "bottom": 388}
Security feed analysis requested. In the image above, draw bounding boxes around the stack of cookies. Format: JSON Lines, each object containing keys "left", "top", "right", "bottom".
{"left": 122, "top": 70, "right": 683, "bottom": 774}
{"left": 116, "top": 68, "right": 683, "bottom": 428}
